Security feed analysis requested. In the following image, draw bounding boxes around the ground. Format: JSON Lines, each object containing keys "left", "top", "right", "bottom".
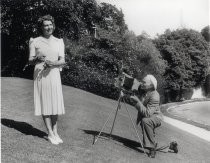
{"left": 1, "top": 77, "right": 210, "bottom": 163}
{"left": 161, "top": 99, "right": 210, "bottom": 131}
{"left": 168, "top": 101, "right": 210, "bottom": 127}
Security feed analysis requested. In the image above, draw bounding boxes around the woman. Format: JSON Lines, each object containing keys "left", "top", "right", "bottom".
{"left": 130, "top": 74, "right": 163, "bottom": 158}
{"left": 29, "top": 15, "right": 66, "bottom": 145}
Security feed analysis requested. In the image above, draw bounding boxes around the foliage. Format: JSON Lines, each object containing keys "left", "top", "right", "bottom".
{"left": 136, "top": 39, "right": 166, "bottom": 78}
{"left": 204, "top": 67, "right": 210, "bottom": 97}
{"left": 1, "top": 0, "right": 127, "bottom": 99}
{"left": 117, "top": 31, "right": 166, "bottom": 83}
{"left": 2, "top": 0, "right": 209, "bottom": 101}
{"left": 201, "top": 25, "right": 210, "bottom": 42}
{"left": 99, "top": 3, "right": 127, "bottom": 34}
{"left": 62, "top": 49, "right": 120, "bottom": 99}
{"left": 154, "top": 29, "right": 210, "bottom": 93}
{"left": 136, "top": 39, "right": 167, "bottom": 100}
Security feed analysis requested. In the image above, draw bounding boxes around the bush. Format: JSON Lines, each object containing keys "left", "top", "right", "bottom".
{"left": 155, "top": 29, "right": 209, "bottom": 90}
{"left": 204, "top": 74, "right": 210, "bottom": 97}
{"left": 61, "top": 56, "right": 120, "bottom": 99}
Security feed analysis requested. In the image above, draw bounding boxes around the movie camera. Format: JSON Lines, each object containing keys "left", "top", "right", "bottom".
{"left": 94, "top": 72, "right": 147, "bottom": 155}
{"left": 114, "top": 72, "right": 142, "bottom": 95}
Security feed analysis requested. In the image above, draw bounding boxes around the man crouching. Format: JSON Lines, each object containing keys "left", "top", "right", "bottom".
{"left": 127, "top": 74, "right": 163, "bottom": 158}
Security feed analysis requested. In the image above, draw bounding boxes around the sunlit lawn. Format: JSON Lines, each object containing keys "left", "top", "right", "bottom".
{"left": 1, "top": 77, "right": 210, "bottom": 163}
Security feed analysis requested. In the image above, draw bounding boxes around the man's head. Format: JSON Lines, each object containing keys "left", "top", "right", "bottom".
{"left": 141, "top": 74, "right": 157, "bottom": 91}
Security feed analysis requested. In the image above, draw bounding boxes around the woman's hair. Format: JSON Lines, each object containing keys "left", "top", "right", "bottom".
{"left": 37, "top": 15, "right": 55, "bottom": 34}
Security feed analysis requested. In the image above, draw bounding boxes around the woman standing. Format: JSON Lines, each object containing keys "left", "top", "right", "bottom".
{"left": 29, "top": 15, "right": 65, "bottom": 145}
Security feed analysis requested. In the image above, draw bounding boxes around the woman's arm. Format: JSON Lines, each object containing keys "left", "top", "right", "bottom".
{"left": 28, "top": 37, "right": 46, "bottom": 65}
{"left": 45, "top": 56, "right": 66, "bottom": 68}
{"left": 29, "top": 38, "right": 36, "bottom": 65}
{"left": 44, "top": 38, "right": 66, "bottom": 68}
{"left": 28, "top": 56, "right": 36, "bottom": 65}
{"left": 29, "top": 55, "right": 46, "bottom": 65}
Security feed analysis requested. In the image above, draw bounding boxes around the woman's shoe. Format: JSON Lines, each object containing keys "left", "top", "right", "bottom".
{"left": 55, "top": 136, "right": 63, "bottom": 144}
{"left": 48, "top": 136, "right": 59, "bottom": 145}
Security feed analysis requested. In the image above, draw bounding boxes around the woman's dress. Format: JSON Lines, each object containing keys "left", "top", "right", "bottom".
{"left": 29, "top": 36, "right": 65, "bottom": 116}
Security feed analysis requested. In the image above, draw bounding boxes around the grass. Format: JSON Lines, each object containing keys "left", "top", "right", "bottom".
{"left": 1, "top": 77, "right": 210, "bottom": 163}
{"left": 161, "top": 99, "right": 210, "bottom": 131}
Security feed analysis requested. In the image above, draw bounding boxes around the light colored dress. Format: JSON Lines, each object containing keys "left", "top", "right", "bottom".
{"left": 29, "top": 36, "right": 65, "bottom": 116}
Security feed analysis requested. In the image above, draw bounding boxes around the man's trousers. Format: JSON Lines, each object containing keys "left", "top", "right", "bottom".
{"left": 140, "top": 116, "right": 161, "bottom": 149}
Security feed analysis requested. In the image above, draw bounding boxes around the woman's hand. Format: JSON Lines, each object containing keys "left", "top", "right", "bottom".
{"left": 45, "top": 60, "right": 55, "bottom": 68}
{"left": 29, "top": 55, "right": 46, "bottom": 65}
{"left": 36, "top": 55, "right": 46, "bottom": 62}
{"left": 44, "top": 58, "right": 66, "bottom": 69}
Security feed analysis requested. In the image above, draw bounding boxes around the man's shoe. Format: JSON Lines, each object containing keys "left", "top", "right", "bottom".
{"left": 169, "top": 141, "right": 178, "bottom": 153}
{"left": 149, "top": 148, "right": 156, "bottom": 158}
{"left": 148, "top": 143, "right": 157, "bottom": 158}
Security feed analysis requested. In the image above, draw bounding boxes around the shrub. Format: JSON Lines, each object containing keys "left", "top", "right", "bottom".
{"left": 61, "top": 55, "right": 120, "bottom": 99}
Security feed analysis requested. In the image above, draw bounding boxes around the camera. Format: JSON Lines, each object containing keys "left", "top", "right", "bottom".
{"left": 114, "top": 73, "right": 142, "bottom": 92}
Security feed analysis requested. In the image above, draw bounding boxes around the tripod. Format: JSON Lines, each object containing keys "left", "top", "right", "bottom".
{"left": 93, "top": 90, "right": 146, "bottom": 155}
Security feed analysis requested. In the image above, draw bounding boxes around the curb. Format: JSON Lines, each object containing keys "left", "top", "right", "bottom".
{"left": 163, "top": 116, "right": 210, "bottom": 142}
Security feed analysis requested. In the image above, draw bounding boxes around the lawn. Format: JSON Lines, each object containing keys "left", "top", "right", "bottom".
{"left": 161, "top": 99, "right": 210, "bottom": 131}
{"left": 1, "top": 77, "right": 210, "bottom": 163}
{"left": 168, "top": 101, "right": 210, "bottom": 126}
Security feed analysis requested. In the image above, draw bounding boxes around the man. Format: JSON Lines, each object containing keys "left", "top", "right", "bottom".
{"left": 129, "top": 74, "right": 163, "bottom": 158}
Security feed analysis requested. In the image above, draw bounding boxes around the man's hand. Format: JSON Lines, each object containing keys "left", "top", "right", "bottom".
{"left": 120, "top": 91, "right": 124, "bottom": 97}
{"left": 130, "top": 95, "right": 140, "bottom": 103}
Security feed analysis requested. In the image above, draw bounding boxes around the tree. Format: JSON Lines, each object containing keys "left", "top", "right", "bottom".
{"left": 136, "top": 31, "right": 151, "bottom": 43}
{"left": 135, "top": 39, "right": 167, "bottom": 102}
{"left": 204, "top": 67, "right": 210, "bottom": 97}
{"left": 1, "top": 0, "right": 129, "bottom": 99}
{"left": 100, "top": 3, "right": 127, "bottom": 34}
{"left": 136, "top": 39, "right": 166, "bottom": 78}
{"left": 1, "top": 0, "right": 114, "bottom": 76}
{"left": 201, "top": 25, "right": 210, "bottom": 42}
{"left": 118, "top": 30, "right": 166, "bottom": 79}
{"left": 154, "top": 28, "right": 210, "bottom": 100}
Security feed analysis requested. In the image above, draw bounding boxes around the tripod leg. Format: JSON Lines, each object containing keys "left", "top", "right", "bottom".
{"left": 109, "top": 98, "right": 121, "bottom": 138}
{"left": 93, "top": 96, "right": 121, "bottom": 145}
{"left": 122, "top": 97, "right": 147, "bottom": 156}
{"left": 156, "top": 145, "right": 169, "bottom": 152}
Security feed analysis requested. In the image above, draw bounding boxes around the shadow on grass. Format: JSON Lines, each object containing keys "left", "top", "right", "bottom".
{"left": 82, "top": 129, "right": 145, "bottom": 153}
{"left": 1, "top": 118, "right": 47, "bottom": 139}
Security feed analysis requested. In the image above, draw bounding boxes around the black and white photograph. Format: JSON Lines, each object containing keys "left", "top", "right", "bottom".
{"left": 1, "top": 0, "right": 210, "bottom": 162}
